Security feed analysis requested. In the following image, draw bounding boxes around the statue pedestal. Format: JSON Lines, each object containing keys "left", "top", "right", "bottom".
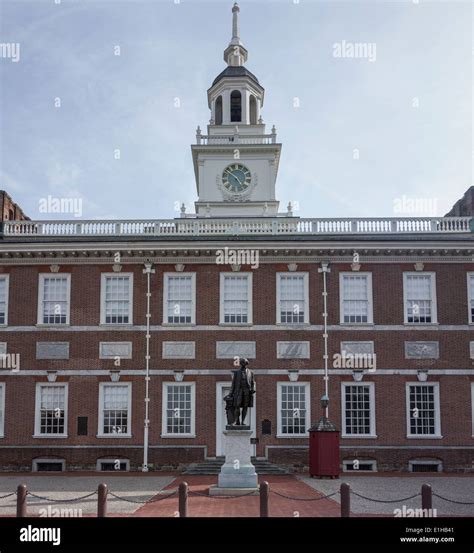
{"left": 209, "top": 427, "right": 258, "bottom": 496}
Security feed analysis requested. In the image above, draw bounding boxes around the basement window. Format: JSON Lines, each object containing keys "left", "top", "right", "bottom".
{"left": 97, "top": 458, "right": 129, "bottom": 472}
{"left": 343, "top": 460, "right": 377, "bottom": 472}
{"left": 409, "top": 459, "right": 442, "bottom": 473}
{"left": 32, "top": 459, "right": 65, "bottom": 472}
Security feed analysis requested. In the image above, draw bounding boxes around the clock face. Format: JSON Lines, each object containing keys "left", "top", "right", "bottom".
{"left": 222, "top": 163, "right": 252, "bottom": 193}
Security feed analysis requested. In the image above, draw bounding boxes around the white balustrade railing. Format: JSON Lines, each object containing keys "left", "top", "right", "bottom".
{"left": 196, "top": 134, "right": 276, "bottom": 145}
{"left": 3, "top": 217, "right": 471, "bottom": 238}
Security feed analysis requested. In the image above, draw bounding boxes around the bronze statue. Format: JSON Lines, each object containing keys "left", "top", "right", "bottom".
{"left": 224, "top": 357, "right": 255, "bottom": 426}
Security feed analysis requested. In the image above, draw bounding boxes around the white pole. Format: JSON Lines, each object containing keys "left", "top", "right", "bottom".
{"left": 142, "top": 263, "right": 154, "bottom": 472}
{"left": 319, "top": 262, "right": 331, "bottom": 418}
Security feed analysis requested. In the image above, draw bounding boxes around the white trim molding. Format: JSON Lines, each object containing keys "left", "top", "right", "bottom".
{"left": 403, "top": 272, "right": 438, "bottom": 325}
{"left": 37, "top": 273, "right": 71, "bottom": 326}
{"left": 97, "top": 382, "right": 132, "bottom": 438}
{"left": 0, "top": 383, "right": 4, "bottom": 437}
{"left": 276, "top": 272, "right": 309, "bottom": 325}
{"left": 34, "top": 382, "right": 69, "bottom": 438}
{"left": 219, "top": 272, "right": 253, "bottom": 325}
{"left": 341, "top": 381, "right": 376, "bottom": 438}
{"left": 100, "top": 272, "right": 133, "bottom": 325}
{"left": 161, "top": 381, "right": 196, "bottom": 438}
{"left": 405, "top": 382, "right": 441, "bottom": 439}
{"left": 0, "top": 274, "right": 10, "bottom": 326}
{"left": 467, "top": 273, "right": 474, "bottom": 324}
{"left": 339, "top": 272, "right": 373, "bottom": 325}
{"left": 162, "top": 272, "right": 196, "bottom": 325}
{"left": 276, "top": 381, "right": 311, "bottom": 438}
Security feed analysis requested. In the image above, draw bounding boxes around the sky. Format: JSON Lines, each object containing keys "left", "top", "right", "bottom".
{"left": 0, "top": 0, "right": 472, "bottom": 220}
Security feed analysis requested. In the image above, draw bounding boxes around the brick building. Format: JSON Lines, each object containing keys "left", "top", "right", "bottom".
{"left": 0, "top": 4, "right": 473, "bottom": 473}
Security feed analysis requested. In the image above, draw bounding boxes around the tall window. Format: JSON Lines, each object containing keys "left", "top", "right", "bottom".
{"left": 230, "top": 90, "right": 242, "bottom": 122}
{"left": 220, "top": 273, "right": 252, "bottom": 324}
{"left": 0, "top": 275, "right": 9, "bottom": 325}
{"left": 342, "top": 383, "right": 376, "bottom": 437}
{"left": 163, "top": 274, "right": 195, "bottom": 324}
{"left": 162, "top": 383, "right": 195, "bottom": 437}
{"left": 38, "top": 274, "right": 70, "bottom": 325}
{"left": 277, "top": 273, "right": 309, "bottom": 324}
{"left": 403, "top": 273, "right": 437, "bottom": 324}
{"left": 468, "top": 274, "right": 474, "bottom": 323}
{"left": 340, "top": 273, "right": 373, "bottom": 324}
{"left": 34, "top": 384, "right": 68, "bottom": 437}
{"left": 215, "top": 95, "right": 223, "bottom": 125}
{"left": 0, "top": 383, "right": 4, "bottom": 437}
{"left": 406, "top": 383, "right": 441, "bottom": 437}
{"left": 101, "top": 274, "right": 133, "bottom": 324}
{"left": 277, "top": 383, "right": 310, "bottom": 436}
{"left": 98, "top": 383, "right": 131, "bottom": 437}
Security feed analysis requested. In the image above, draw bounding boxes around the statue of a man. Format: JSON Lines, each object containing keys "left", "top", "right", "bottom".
{"left": 225, "top": 358, "right": 255, "bottom": 426}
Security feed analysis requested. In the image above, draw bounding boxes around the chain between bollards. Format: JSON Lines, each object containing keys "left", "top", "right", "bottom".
{"left": 16, "top": 484, "right": 27, "bottom": 518}
{"left": 179, "top": 482, "right": 188, "bottom": 518}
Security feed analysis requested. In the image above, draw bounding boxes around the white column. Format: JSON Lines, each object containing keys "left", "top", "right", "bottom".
{"left": 222, "top": 89, "right": 231, "bottom": 125}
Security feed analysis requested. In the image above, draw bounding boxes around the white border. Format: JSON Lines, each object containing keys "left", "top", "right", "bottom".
{"left": 405, "top": 382, "right": 441, "bottom": 438}
{"left": 276, "top": 381, "right": 310, "bottom": 437}
{"left": 403, "top": 272, "right": 438, "bottom": 325}
{"left": 97, "top": 382, "right": 132, "bottom": 438}
{"left": 342, "top": 459, "right": 377, "bottom": 472}
{"left": 219, "top": 272, "right": 253, "bottom": 325}
{"left": 276, "top": 272, "right": 309, "bottom": 324}
{"left": 162, "top": 273, "right": 196, "bottom": 325}
{"left": 0, "top": 383, "right": 4, "bottom": 437}
{"left": 34, "top": 383, "right": 69, "bottom": 438}
{"left": 341, "top": 381, "right": 377, "bottom": 438}
{"left": 471, "top": 382, "right": 474, "bottom": 437}
{"left": 408, "top": 459, "right": 442, "bottom": 472}
{"left": 37, "top": 273, "right": 71, "bottom": 326}
{"left": 32, "top": 458, "right": 65, "bottom": 472}
{"left": 96, "top": 458, "right": 130, "bottom": 472}
{"left": 161, "top": 381, "right": 196, "bottom": 438}
{"left": 467, "top": 273, "right": 474, "bottom": 324}
{"left": 100, "top": 273, "right": 133, "bottom": 325}
{"left": 0, "top": 275, "right": 9, "bottom": 326}
{"left": 339, "top": 272, "right": 373, "bottom": 325}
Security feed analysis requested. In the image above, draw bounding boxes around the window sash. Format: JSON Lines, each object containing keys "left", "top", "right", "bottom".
{"left": 279, "top": 384, "right": 308, "bottom": 435}
{"left": 341, "top": 275, "right": 370, "bottom": 323}
{"left": 469, "top": 275, "right": 474, "bottom": 323}
{"left": 343, "top": 384, "right": 372, "bottom": 435}
{"left": 101, "top": 385, "right": 129, "bottom": 435}
{"left": 405, "top": 274, "right": 433, "bottom": 324}
{"left": 408, "top": 384, "right": 437, "bottom": 436}
{"left": 40, "top": 276, "right": 69, "bottom": 324}
{"left": 164, "top": 384, "right": 194, "bottom": 435}
{"left": 0, "top": 277, "right": 7, "bottom": 325}
{"left": 0, "top": 384, "right": 4, "bottom": 436}
{"left": 222, "top": 275, "right": 250, "bottom": 323}
{"left": 278, "top": 274, "right": 306, "bottom": 324}
{"left": 166, "top": 276, "right": 193, "bottom": 324}
{"left": 37, "top": 385, "right": 66, "bottom": 435}
{"left": 104, "top": 276, "right": 131, "bottom": 324}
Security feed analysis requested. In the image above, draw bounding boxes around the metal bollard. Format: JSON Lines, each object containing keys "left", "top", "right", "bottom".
{"left": 340, "top": 482, "right": 350, "bottom": 517}
{"left": 421, "top": 483, "right": 432, "bottom": 511}
{"left": 97, "top": 483, "right": 108, "bottom": 518}
{"left": 16, "top": 484, "right": 27, "bottom": 518}
{"left": 259, "top": 481, "right": 269, "bottom": 518}
{"left": 179, "top": 482, "right": 188, "bottom": 518}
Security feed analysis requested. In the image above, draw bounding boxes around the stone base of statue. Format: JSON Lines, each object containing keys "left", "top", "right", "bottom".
{"left": 209, "top": 427, "right": 258, "bottom": 496}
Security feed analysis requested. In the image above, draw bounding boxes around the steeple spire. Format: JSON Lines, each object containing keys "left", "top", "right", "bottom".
{"left": 224, "top": 3, "right": 248, "bottom": 67}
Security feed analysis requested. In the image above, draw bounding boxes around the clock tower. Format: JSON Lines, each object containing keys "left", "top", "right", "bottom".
{"left": 191, "top": 3, "right": 282, "bottom": 218}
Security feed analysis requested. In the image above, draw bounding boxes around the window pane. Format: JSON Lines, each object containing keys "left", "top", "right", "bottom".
{"left": 406, "top": 275, "right": 432, "bottom": 323}
{"left": 409, "top": 385, "right": 436, "bottom": 435}
{"left": 280, "top": 384, "right": 307, "bottom": 434}
{"left": 279, "top": 275, "right": 305, "bottom": 323}
{"left": 223, "top": 275, "right": 249, "bottom": 323}
{"left": 166, "top": 385, "right": 192, "bottom": 434}
{"left": 42, "top": 277, "right": 68, "bottom": 324}
{"left": 39, "top": 386, "right": 66, "bottom": 434}
{"left": 344, "top": 385, "right": 371, "bottom": 435}
{"left": 0, "top": 278, "right": 6, "bottom": 324}
{"left": 105, "top": 276, "right": 130, "bottom": 324}
{"left": 470, "top": 276, "right": 474, "bottom": 323}
{"left": 167, "top": 276, "right": 192, "bottom": 324}
{"left": 342, "top": 275, "right": 369, "bottom": 323}
{"left": 102, "top": 385, "right": 129, "bottom": 434}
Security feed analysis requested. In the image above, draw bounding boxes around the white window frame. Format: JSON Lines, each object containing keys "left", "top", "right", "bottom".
{"left": 403, "top": 272, "right": 437, "bottom": 325}
{"left": 342, "top": 459, "right": 377, "bottom": 472}
{"left": 97, "top": 382, "right": 132, "bottom": 438}
{"left": 276, "top": 382, "right": 311, "bottom": 438}
{"left": 37, "top": 274, "right": 71, "bottom": 325}
{"left": 339, "top": 272, "right": 373, "bottom": 325}
{"left": 162, "top": 273, "right": 196, "bottom": 325}
{"left": 408, "top": 459, "right": 442, "bottom": 473}
{"left": 405, "top": 382, "right": 441, "bottom": 438}
{"left": 34, "top": 383, "right": 68, "bottom": 438}
{"left": 32, "top": 458, "right": 65, "bottom": 472}
{"left": 467, "top": 273, "right": 474, "bottom": 324}
{"left": 0, "top": 383, "right": 4, "bottom": 437}
{"left": 276, "top": 272, "right": 309, "bottom": 325}
{"left": 100, "top": 273, "right": 133, "bottom": 325}
{"left": 96, "top": 458, "right": 130, "bottom": 472}
{"left": 161, "top": 382, "right": 196, "bottom": 438}
{"left": 341, "top": 382, "right": 376, "bottom": 438}
{"left": 0, "top": 275, "right": 9, "bottom": 326}
{"left": 219, "top": 272, "right": 253, "bottom": 325}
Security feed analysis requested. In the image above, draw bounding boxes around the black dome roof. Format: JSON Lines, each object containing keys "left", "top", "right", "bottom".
{"left": 212, "top": 65, "right": 260, "bottom": 87}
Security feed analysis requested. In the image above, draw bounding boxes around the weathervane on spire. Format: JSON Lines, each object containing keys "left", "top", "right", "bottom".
{"left": 224, "top": 2, "right": 248, "bottom": 66}
{"left": 231, "top": 3, "right": 241, "bottom": 45}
